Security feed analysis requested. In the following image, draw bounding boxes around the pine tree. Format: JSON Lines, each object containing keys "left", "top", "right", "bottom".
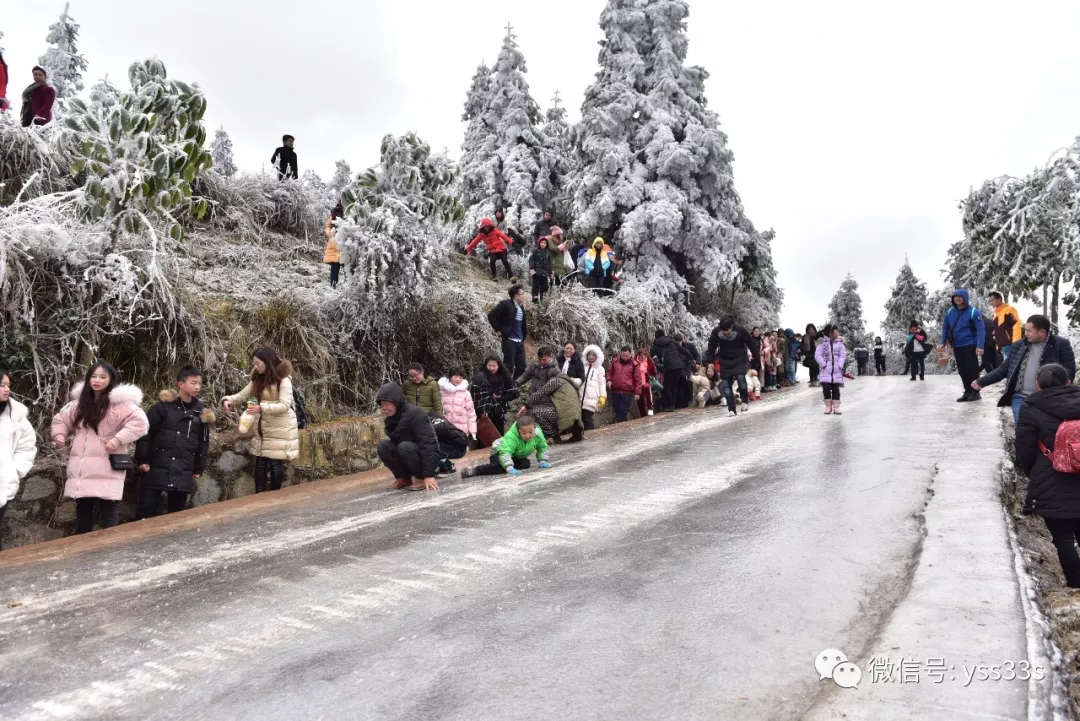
{"left": 573, "top": 0, "right": 754, "bottom": 296}
{"left": 882, "top": 258, "right": 929, "bottom": 341}
{"left": 827, "top": 274, "right": 866, "bottom": 347}
{"left": 210, "top": 127, "right": 237, "bottom": 177}
{"left": 537, "top": 91, "right": 573, "bottom": 221}
{"left": 460, "top": 61, "right": 496, "bottom": 216}
{"left": 39, "top": 3, "right": 88, "bottom": 100}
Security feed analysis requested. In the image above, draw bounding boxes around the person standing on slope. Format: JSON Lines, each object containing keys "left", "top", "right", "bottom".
{"left": 271, "top": 135, "right": 298, "bottom": 180}
{"left": 324, "top": 201, "right": 343, "bottom": 288}
{"left": 533, "top": 210, "right": 555, "bottom": 242}
{"left": 938, "top": 289, "right": 986, "bottom": 402}
{"left": 488, "top": 285, "right": 528, "bottom": 380}
{"left": 21, "top": 66, "right": 55, "bottom": 127}
{"left": 0, "top": 51, "right": 10, "bottom": 113}
{"left": 707, "top": 318, "right": 753, "bottom": 417}
{"left": 817, "top": 325, "right": 847, "bottom": 415}
{"left": 466, "top": 217, "right": 516, "bottom": 280}
{"left": 988, "top": 291, "right": 1022, "bottom": 360}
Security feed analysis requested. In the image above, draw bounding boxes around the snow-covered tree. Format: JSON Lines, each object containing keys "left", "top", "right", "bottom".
{"left": 828, "top": 274, "right": 866, "bottom": 347}
{"left": 39, "top": 3, "right": 88, "bottom": 100}
{"left": 731, "top": 226, "right": 782, "bottom": 326}
{"left": 328, "top": 160, "right": 352, "bottom": 202}
{"left": 537, "top": 91, "right": 573, "bottom": 220}
{"left": 572, "top": 0, "right": 753, "bottom": 297}
{"left": 883, "top": 258, "right": 929, "bottom": 338}
{"left": 210, "top": 127, "right": 237, "bottom": 177}
{"left": 58, "top": 59, "right": 212, "bottom": 243}
{"left": 459, "top": 26, "right": 545, "bottom": 239}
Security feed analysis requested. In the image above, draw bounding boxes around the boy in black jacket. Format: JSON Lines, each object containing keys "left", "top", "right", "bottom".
{"left": 271, "top": 134, "right": 298, "bottom": 180}
{"left": 136, "top": 368, "right": 215, "bottom": 519}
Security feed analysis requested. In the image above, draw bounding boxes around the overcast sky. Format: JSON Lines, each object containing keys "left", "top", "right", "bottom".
{"left": 6, "top": 0, "right": 1079, "bottom": 331}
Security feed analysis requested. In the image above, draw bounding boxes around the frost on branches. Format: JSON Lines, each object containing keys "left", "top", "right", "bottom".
{"left": 828, "top": 274, "right": 866, "bottom": 347}
{"left": 211, "top": 127, "right": 237, "bottom": 178}
{"left": 58, "top": 59, "right": 213, "bottom": 243}
{"left": 39, "top": 3, "right": 88, "bottom": 101}
{"left": 537, "top": 91, "right": 574, "bottom": 222}
{"left": 458, "top": 28, "right": 547, "bottom": 240}
{"left": 573, "top": 0, "right": 754, "bottom": 298}
{"left": 882, "top": 258, "right": 929, "bottom": 344}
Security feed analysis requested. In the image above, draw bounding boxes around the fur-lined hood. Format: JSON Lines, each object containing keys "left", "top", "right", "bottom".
{"left": 69, "top": 382, "right": 144, "bottom": 407}
{"left": 438, "top": 377, "right": 469, "bottom": 393}
{"left": 1, "top": 396, "right": 30, "bottom": 423}
{"left": 158, "top": 389, "right": 216, "bottom": 423}
{"left": 582, "top": 344, "right": 605, "bottom": 370}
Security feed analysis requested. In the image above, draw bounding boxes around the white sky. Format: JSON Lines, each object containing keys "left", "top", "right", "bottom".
{"left": 6, "top": 0, "right": 1079, "bottom": 331}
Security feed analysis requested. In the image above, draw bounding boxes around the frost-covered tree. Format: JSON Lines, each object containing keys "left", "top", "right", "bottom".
{"left": 39, "top": 3, "right": 88, "bottom": 101}
{"left": 731, "top": 226, "right": 782, "bottom": 326}
{"left": 459, "top": 26, "right": 545, "bottom": 239}
{"left": 573, "top": 0, "right": 753, "bottom": 296}
{"left": 537, "top": 91, "right": 573, "bottom": 219}
{"left": 328, "top": 160, "right": 352, "bottom": 202}
{"left": 210, "top": 126, "right": 237, "bottom": 177}
{"left": 828, "top": 274, "right": 866, "bottom": 347}
{"left": 58, "top": 59, "right": 212, "bottom": 243}
{"left": 883, "top": 259, "right": 929, "bottom": 338}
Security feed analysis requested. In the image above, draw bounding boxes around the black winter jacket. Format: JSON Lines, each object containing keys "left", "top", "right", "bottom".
{"left": 271, "top": 146, "right": 298, "bottom": 179}
{"left": 977, "top": 334, "right": 1077, "bottom": 407}
{"left": 376, "top": 384, "right": 440, "bottom": 479}
{"left": 557, "top": 353, "right": 586, "bottom": 382}
{"left": 135, "top": 391, "right": 214, "bottom": 493}
{"left": 747, "top": 334, "right": 763, "bottom": 364}
{"left": 472, "top": 368, "right": 519, "bottom": 419}
{"left": 430, "top": 416, "right": 469, "bottom": 447}
{"left": 488, "top": 298, "right": 528, "bottom": 339}
{"left": 651, "top": 336, "right": 693, "bottom": 374}
{"left": 707, "top": 324, "right": 752, "bottom": 377}
{"left": 533, "top": 219, "right": 554, "bottom": 241}
{"left": 1016, "top": 386, "right": 1080, "bottom": 518}
{"left": 529, "top": 246, "right": 553, "bottom": 275}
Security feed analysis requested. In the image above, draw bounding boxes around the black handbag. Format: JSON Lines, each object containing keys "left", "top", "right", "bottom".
{"left": 109, "top": 454, "right": 135, "bottom": 471}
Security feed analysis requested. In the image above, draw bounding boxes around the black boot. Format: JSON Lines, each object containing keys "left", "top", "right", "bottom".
{"left": 269, "top": 460, "right": 286, "bottom": 491}
{"left": 957, "top": 391, "right": 973, "bottom": 402}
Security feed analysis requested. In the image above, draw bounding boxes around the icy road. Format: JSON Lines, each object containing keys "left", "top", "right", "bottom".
{"left": 0, "top": 377, "right": 1054, "bottom": 720}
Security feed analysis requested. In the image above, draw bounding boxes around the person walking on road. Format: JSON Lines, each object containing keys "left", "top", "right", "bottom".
{"left": 873, "top": 336, "right": 886, "bottom": 376}
{"left": 222, "top": 348, "right": 300, "bottom": 493}
{"left": 466, "top": 217, "right": 516, "bottom": 280}
{"left": 402, "top": 363, "right": 443, "bottom": 418}
{"left": 51, "top": 363, "right": 149, "bottom": 533}
{"left": 135, "top": 368, "right": 214, "bottom": 520}
{"left": 972, "top": 315, "right": 1076, "bottom": 426}
{"left": 462, "top": 416, "right": 552, "bottom": 478}
{"left": 488, "top": 285, "right": 528, "bottom": 380}
{"left": 1015, "top": 364, "right": 1080, "bottom": 588}
{"left": 0, "top": 367, "right": 37, "bottom": 549}
{"left": 905, "top": 323, "right": 931, "bottom": 381}
{"left": 607, "top": 347, "right": 641, "bottom": 423}
{"left": 376, "top": 384, "right": 440, "bottom": 491}
{"left": 271, "top": 135, "right": 298, "bottom": 180}
{"left": 707, "top": 318, "right": 753, "bottom": 417}
{"left": 817, "top": 325, "right": 847, "bottom": 415}
{"left": 988, "top": 291, "right": 1022, "bottom": 360}
{"left": 938, "top": 289, "right": 986, "bottom": 402}
{"left": 579, "top": 345, "right": 607, "bottom": 430}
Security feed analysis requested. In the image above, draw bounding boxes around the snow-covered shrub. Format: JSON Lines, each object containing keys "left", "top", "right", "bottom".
{"left": 191, "top": 169, "right": 323, "bottom": 243}
{"left": 0, "top": 115, "right": 70, "bottom": 203}
{"left": 210, "top": 127, "right": 237, "bottom": 178}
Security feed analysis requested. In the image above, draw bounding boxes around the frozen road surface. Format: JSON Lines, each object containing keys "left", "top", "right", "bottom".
{"left": 0, "top": 377, "right": 1047, "bottom": 720}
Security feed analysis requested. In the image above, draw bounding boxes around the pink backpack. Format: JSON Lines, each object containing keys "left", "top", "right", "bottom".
{"left": 1040, "top": 420, "right": 1080, "bottom": 474}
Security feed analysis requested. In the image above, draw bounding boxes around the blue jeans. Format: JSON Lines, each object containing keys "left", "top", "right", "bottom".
{"left": 723, "top": 374, "right": 749, "bottom": 412}
{"left": 1011, "top": 395, "right": 1025, "bottom": 426}
{"left": 611, "top": 393, "right": 634, "bottom": 423}
{"left": 786, "top": 359, "right": 798, "bottom": 383}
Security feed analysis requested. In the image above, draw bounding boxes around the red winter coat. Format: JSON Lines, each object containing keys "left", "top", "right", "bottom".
{"left": 466, "top": 227, "right": 514, "bottom": 255}
{"left": 0, "top": 60, "right": 8, "bottom": 109}
{"left": 608, "top": 357, "right": 641, "bottom": 395}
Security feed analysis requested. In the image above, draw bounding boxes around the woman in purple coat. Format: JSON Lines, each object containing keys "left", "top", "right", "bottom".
{"left": 816, "top": 325, "right": 847, "bottom": 415}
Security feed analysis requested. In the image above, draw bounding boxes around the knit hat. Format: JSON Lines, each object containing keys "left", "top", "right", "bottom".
{"left": 550, "top": 226, "right": 563, "bottom": 237}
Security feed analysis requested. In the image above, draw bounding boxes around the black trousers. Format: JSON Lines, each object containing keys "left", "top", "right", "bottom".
{"left": 378, "top": 440, "right": 425, "bottom": 481}
{"left": 0, "top": 503, "right": 6, "bottom": 551}
{"left": 874, "top": 352, "right": 886, "bottom": 374}
{"left": 328, "top": 262, "right": 341, "bottom": 288}
{"left": 954, "top": 345, "right": 980, "bottom": 393}
{"left": 253, "top": 457, "right": 286, "bottom": 493}
{"left": 582, "top": 409, "right": 596, "bottom": 430}
{"left": 489, "top": 411, "right": 506, "bottom": 437}
{"left": 137, "top": 486, "right": 189, "bottom": 520}
{"left": 909, "top": 352, "right": 926, "bottom": 379}
{"left": 806, "top": 358, "right": 820, "bottom": 383}
{"left": 502, "top": 337, "right": 527, "bottom": 381}
{"left": 489, "top": 252, "right": 513, "bottom": 280}
{"left": 822, "top": 383, "right": 841, "bottom": 401}
{"left": 660, "top": 374, "right": 681, "bottom": 411}
{"left": 856, "top": 359, "right": 868, "bottom": 376}
{"left": 531, "top": 274, "right": 549, "bottom": 303}
{"left": 75, "top": 498, "right": 120, "bottom": 534}
{"left": 1043, "top": 517, "right": 1080, "bottom": 587}
{"left": 475, "top": 454, "right": 531, "bottom": 476}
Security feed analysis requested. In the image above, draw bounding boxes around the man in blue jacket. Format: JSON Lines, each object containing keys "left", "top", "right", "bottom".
{"left": 971, "top": 314, "right": 1076, "bottom": 425}
{"left": 938, "top": 289, "right": 986, "bottom": 402}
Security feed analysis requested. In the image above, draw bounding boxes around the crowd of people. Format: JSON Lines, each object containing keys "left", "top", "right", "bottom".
{"left": 0, "top": 52, "right": 57, "bottom": 127}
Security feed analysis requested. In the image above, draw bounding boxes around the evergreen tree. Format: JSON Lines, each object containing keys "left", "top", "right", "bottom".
{"left": 459, "top": 61, "right": 496, "bottom": 221}
{"left": 210, "top": 127, "right": 237, "bottom": 177}
{"left": 39, "top": 3, "right": 88, "bottom": 100}
{"left": 328, "top": 160, "right": 353, "bottom": 200}
{"left": 827, "top": 274, "right": 866, "bottom": 347}
{"left": 882, "top": 258, "right": 929, "bottom": 341}
{"left": 573, "top": 0, "right": 754, "bottom": 296}
{"left": 537, "top": 91, "right": 573, "bottom": 220}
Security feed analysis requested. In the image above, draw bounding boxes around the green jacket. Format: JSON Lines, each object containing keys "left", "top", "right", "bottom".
{"left": 493, "top": 422, "right": 550, "bottom": 470}
{"left": 401, "top": 376, "right": 443, "bottom": 417}
{"left": 549, "top": 240, "right": 567, "bottom": 278}
{"left": 526, "top": 374, "right": 583, "bottom": 433}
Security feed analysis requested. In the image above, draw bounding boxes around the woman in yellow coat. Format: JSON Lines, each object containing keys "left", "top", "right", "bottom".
{"left": 324, "top": 202, "right": 343, "bottom": 288}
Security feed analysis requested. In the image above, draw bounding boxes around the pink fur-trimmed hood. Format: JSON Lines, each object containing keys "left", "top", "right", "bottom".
{"left": 69, "top": 382, "right": 145, "bottom": 407}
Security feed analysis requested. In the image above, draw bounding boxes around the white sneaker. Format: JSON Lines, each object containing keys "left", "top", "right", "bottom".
{"left": 647, "top": 410, "right": 654, "bottom": 416}
{"left": 728, "top": 410, "right": 737, "bottom": 417}
{"left": 741, "top": 403, "right": 750, "bottom": 412}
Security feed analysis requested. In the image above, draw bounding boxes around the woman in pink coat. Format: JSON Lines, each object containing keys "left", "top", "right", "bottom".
{"left": 815, "top": 325, "right": 848, "bottom": 415}
{"left": 51, "top": 363, "right": 149, "bottom": 534}
{"left": 439, "top": 369, "right": 477, "bottom": 438}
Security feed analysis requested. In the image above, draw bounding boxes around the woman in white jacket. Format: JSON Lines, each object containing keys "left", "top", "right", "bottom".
{"left": 580, "top": 345, "right": 607, "bottom": 430}
{"left": 0, "top": 368, "right": 38, "bottom": 550}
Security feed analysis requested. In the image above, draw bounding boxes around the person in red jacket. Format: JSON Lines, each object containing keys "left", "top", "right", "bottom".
{"left": 635, "top": 346, "right": 658, "bottom": 418}
{"left": 607, "top": 347, "right": 641, "bottom": 423}
{"left": 465, "top": 217, "right": 515, "bottom": 280}
{"left": 21, "top": 66, "right": 55, "bottom": 127}
{"left": 0, "top": 51, "right": 10, "bottom": 113}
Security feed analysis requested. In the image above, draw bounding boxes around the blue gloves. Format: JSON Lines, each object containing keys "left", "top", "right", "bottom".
{"left": 507, "top": 467, "right": 524, "bottom": 476}
{"left": 538, "top": 461, "right": 553, "bottom": 469}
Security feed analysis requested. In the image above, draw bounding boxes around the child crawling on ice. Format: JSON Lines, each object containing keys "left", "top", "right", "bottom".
{"left": 461, "top": 416, "right": 552, "bottom": 478}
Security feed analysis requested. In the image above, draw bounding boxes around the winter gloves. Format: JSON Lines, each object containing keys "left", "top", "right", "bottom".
{"left": 538, "top": 461, "right": 552, "bottom": 469}
{"left": 507, "top": 467, "right": 524, "bottom": 476}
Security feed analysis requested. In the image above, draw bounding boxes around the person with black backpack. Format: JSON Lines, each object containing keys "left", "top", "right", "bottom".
{"left": 1015, "top": 363, "right": 1080, "bottom": 587}
{"left": 938, "top": 289, "right": 986, "bottom": 402}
